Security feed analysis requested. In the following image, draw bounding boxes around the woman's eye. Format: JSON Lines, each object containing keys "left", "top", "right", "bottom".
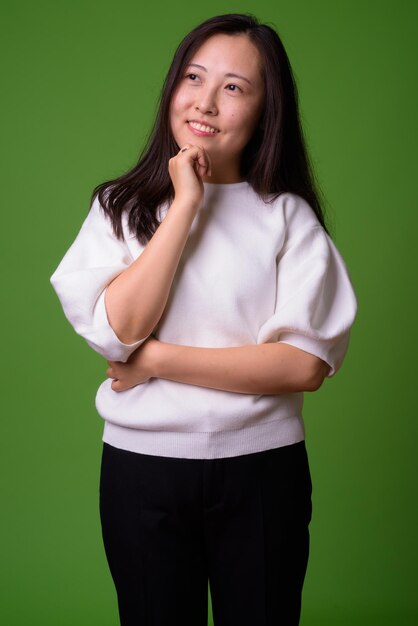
{"left": 227, "top": 84, "right": 242, "bottom": 93}
{"left": 184, "top": 74, "right": 242, "bottom": 93}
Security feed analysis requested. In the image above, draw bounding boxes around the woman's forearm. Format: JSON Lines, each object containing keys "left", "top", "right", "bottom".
{"left": 153, "top": 341, "right": 330, "bottom": 394}
{"left": 105, "top": 200, "right": 197, "bottom": 344}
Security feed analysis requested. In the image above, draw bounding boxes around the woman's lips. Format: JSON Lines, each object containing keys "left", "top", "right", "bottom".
{"left": 186, "top": 121, "right": 219, "bottom": 137}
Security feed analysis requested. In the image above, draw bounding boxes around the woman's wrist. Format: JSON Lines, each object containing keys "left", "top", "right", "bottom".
{"left": 148, "top": 336, "right": 167, "bottom": 379}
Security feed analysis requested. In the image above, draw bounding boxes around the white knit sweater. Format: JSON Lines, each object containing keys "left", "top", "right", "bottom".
{"left": 50, "top": 181, "right": 357, "bottom": 459}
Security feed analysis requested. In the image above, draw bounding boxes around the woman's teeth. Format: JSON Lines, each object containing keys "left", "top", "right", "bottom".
{"left": 188, "top": 121, "right": 219, "bottom": 133}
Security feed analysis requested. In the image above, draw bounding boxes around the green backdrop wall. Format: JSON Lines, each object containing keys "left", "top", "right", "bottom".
{"left": 2, "top": 1, "right": 417, "bottom": 624}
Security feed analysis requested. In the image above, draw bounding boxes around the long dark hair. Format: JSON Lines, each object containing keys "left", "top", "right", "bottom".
{"left": 91, "top": 13, "right": 329, "bottom": 244}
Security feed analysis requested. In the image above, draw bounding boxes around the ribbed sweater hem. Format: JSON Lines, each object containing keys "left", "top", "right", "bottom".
{"left": 101, "top": 416, "right": 305, "bottom": 460}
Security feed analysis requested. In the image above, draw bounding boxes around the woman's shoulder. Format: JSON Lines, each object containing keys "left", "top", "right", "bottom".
{"left": 260, "top": 190, "right": 322, "bottom": 233}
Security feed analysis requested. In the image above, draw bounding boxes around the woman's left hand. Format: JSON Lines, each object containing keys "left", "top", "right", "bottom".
{"left": 106, "top": 335, "right": 161, "bottom": 392}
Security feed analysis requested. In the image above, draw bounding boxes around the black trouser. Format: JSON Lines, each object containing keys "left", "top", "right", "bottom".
{"left": 99, "top": 439, "right": 312, "bottom": 626}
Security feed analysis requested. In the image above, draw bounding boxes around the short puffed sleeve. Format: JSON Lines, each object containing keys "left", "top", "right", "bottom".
{"left": 257, "top": 196, "right": 358, "bottom": 377}
{"left": 50, "top": 196, "right": 151, "bottom": 362}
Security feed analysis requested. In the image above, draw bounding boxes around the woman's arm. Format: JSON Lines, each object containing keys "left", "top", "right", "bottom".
{"left": 107, "top": 338, "right": 330, "bottom": 394}
{"left": 105, "top": 144, "right": 212, "bottom": 345}
{"left": 105, "top": 200, "right": 197, "bottom": 344}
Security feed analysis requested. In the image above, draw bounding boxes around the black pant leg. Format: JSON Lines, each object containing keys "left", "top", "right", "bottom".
{"left": 205, "top": 441, "right": 312, "bottom": 626}
{"left": 99, "top": 442, "right": 208, "bottom": 626}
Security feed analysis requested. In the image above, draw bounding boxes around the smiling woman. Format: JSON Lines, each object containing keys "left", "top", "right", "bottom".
{"left": 50, "top": 12, "right": 357, "bottom": 626}
{"left": 169, "top": 33, "right": 265, "bottom": 183}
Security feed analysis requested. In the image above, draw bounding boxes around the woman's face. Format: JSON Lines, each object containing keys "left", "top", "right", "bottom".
{"left": 169, "top": 33, "right": 265, "bottom": 184}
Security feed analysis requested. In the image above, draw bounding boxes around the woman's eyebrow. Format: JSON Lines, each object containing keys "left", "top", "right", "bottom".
{"left": 186, "top": 63, "right": 252, "bottom": 85}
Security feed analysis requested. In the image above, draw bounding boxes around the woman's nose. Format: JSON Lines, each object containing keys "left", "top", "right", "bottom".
{"left": 195, "top": 88, "right": 218, "bottom": 115}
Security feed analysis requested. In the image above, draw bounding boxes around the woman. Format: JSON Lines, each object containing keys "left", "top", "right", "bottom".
{"left": 50, "top": 13, "right": 357, "bottom": 626}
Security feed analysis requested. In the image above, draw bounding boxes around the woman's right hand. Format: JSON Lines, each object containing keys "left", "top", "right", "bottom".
{"left": 168, "top": 143, "right": 212, "bottom": 211}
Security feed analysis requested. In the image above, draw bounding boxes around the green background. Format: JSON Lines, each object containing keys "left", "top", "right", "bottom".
{"left": 2, "top": 1, "right": 417, "bottom": 624}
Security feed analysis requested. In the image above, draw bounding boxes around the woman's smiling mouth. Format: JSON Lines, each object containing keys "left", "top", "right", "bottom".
{"left": 187, "top": 120, "right": 220, "bottom": 135}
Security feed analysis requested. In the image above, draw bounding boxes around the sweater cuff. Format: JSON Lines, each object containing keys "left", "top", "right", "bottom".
{"left": 85, "top": 290, "right": 150, "bottom": 362}
{"left": 277, "top": 331, "right": 349, "bottom": 378}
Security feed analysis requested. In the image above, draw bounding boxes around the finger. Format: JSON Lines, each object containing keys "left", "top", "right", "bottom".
{"left": 111, "top": 379, "right": 122, "bottom": 392}
{"left": 195, "top": 145, "right": 211, "bottom": 175}
{"left": 178, "top": 143, "right": 211, "bottom": 178}
{"left": 191, "top": 148, "right": 211, "bottom": 177}
{"left": 178, "top": 143, "right": 193, "bottom": 153}
{"left": 206, "top": 154, "right": 212, "bottom": 175}
{"left": 179, "top": 143, "right": 207, "bottom": 164}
